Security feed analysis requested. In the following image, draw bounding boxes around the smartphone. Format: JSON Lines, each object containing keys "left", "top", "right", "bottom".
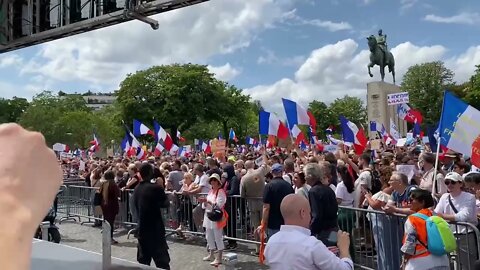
{"left": 255, "top": 156, "right": 264, "bottom": 166}
{"left": 327, "top": 231, "right": 338, "bottom": 244}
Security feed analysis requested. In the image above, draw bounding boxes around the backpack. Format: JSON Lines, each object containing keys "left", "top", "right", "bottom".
{"left": 411, "top": 213, "right": 457, "bottom": 256}
{"left": 369, "top": 170, "right": 382, "bottom": 195}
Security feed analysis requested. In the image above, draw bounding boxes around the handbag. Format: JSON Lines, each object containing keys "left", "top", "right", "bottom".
{"left": 207, "top": 189, "right": 224, "bottom": 222}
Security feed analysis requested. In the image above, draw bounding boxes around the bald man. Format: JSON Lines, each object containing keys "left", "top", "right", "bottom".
{"left": 264, "top": 194, "right": 353, "bottom": 270}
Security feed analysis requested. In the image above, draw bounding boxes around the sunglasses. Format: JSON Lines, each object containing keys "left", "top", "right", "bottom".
{"left": 444, "top": 180, "right": 459, "bottom": 186}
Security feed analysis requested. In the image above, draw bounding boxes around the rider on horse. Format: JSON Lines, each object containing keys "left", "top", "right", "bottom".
{"left": 376, "top": 29, "right": 389, "bottom": 65}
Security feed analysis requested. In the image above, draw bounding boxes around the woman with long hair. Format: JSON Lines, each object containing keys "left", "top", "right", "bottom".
{"left": 335, "top": 164, "right": 355, "bottom": 260}
{"left": 100, "top": 170, "right": 121, "bottom": 244}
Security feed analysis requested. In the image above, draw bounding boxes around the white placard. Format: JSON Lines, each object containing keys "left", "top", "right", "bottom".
{"left": 79, "top": 161, "right": 86, "bottom": 171}
{"left": 396, "top": 165, "right": 416, "bottom": 181}
{"left": 324, "top": 145, "right": 339, "bottom": 153}
{"left": 387, "top": 92, "right": 409, "bottom": 105}
{"left": 396, "top": 138, "right": 407, "bottom": 147}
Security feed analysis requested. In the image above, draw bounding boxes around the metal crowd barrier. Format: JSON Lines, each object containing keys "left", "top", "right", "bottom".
{"left": 57, "top": 186, "right": 480, "bottom": 269}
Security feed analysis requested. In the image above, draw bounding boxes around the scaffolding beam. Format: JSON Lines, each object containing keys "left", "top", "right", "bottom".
{"left": 0, "top": 0, "right": 209, "bottom": 54}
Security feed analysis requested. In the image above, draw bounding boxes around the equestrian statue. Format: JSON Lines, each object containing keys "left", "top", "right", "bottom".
{"left": 367, "top": 29, "right": 396, "bottom": 84}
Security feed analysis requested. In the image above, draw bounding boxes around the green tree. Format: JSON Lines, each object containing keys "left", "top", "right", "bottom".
{"left": 0, "top": 97, "right": 29, "bottom": 123}
{"left": 117, "top": 64, "right": 223, "bottom": 143}
{"left": 308, "top": 100, "right": 335, "bottom": 139}
{"left": 464, "top": 65, "right": 480, "bottom": 110}
{"left": 329, "top": 95, "right": 367, "bottom": 129}
{"left": 401, "top": 61, "right": 454, "bottom": 125}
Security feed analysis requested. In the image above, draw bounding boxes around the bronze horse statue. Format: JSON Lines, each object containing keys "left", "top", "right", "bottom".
{"left": 367, "top": 35, "right": 396, "bottom": 84}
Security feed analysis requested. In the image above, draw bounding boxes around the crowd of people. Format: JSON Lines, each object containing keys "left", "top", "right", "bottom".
{"left": 58, "top": 139, "right": 480, "bottom": 270}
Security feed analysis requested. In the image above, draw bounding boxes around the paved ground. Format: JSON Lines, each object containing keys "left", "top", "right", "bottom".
{"left": 56, "top": 220, "right": 267, "bottom": 270}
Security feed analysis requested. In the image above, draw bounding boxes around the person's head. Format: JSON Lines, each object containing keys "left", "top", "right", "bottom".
{"left": 193, "top": 164, "right": 204, "bottom": 176}
{"left": 183, "top": 172, "right": 193, "bottom": 185}
{"left": 378, "top": 29, "right": 383, "bottom": 35}
{"left": 445, "top": 172, "right": 464, "bottom": 194}
{"left": 464, "top": 172, "right": 480, "bottom": 194}
{"left": 172, "top": 160, "right": 181, "bottom": 170}
{"left": 409, "top": 189, "right": 435, "bottom": 212}
{"left": 359, "top": 153, "right": 371, "bottom": 169}
{"left": 420, "top": 152, "right": 436, "bottom": 170}
{"left": 128, "top": 164, "right": 138, "bottom": 176}
{"left": 293, "top": 172, "right": 306, "bottom": 188}
{"left": 244, "top": 160, "right": 254, "bottom": 170}
{"left": 271, "top": 163, "right": 284, "bottom": 178}
{"left": 337, "top": 165, "right": 354, "bottom": 193}
{"left": 209, "top": 173, "right": 222, "bottom": 189}
{"left": 207, "top": 158, "right": 217, "bottom": 168}
{"left": 284, "top": 159, "right": 295, "bottom": 173}
{"left": 180, "top": 164, "right": 189, "bottom": 172}
{"left": 388, "top": 172, "right": 408, "bottom": 191}
{"left": 454, "top": 160, "right": 470, "bottom": 176}
{"left": 318, "top": 161, "right": 332, "bottom": 185}
{"left": 139, "top": 163, "right": 154, "bottom": 182}
{"left": 103, "top": 170, "right": 115, "bottom": 182}
{"left": 303, "top": 163, "right": 323, "bottom": 186}
{"left": 280, "top": 194, "right": 311, "bottom": 229}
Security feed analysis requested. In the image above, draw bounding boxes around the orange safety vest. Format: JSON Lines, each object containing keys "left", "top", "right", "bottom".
{"left": 403, "top": 209, "right": 432, "bottom": 259}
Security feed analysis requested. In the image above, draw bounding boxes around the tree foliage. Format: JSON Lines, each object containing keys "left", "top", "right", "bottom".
{"left": 464, "top": 65, "right": 480, "bottom": 110}
{"left": 308, "top": 96, "right": 367, "bottom": 138}
{"left": 401, "top": 61, "right": 454, "bottom": 125}
{"left": 0, "top": 97, "right": 29, "bottom": 123}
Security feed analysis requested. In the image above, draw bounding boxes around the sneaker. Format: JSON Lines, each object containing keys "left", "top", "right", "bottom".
{"left": 210, "top": 260, "right": 222, "bottom": 266}
{"left": 203, "top": 255, "right": 214, "bottom": 261}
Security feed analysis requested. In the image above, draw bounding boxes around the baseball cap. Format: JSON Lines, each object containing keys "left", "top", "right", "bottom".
{"left": 271, "top": 163, "right": 283, "bottom": 173}
{"left": 445, "top": 172, "right": 463, "bottom": 182}
{"left": 209, "top": 173, "right": 221, "bottom": 183}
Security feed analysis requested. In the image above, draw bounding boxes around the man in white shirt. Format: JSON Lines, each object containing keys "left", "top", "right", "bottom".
{"left": 265, "top": 194, "right": 353, "bottom": 270}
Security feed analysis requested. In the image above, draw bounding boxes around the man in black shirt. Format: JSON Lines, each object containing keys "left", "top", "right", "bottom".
{"left": 258, "top": 163, "right": 294, "bottom": 238}
{"left": 133, "top": 163, "right": 170, "bottom": 269}
{"left": 305, "top": 163, "right": 338, "bottom": 246}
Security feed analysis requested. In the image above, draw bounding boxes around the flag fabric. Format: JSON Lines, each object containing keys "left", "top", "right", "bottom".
{"left": 291, "top": 125, "right": 306, "bottom": 145}
{"left": 308, "top": 111, "right": 317, "bottom": 131}
{"left": 439, "top": 91, "right": 480, "bottom": 167}
{"left": 178, "top": 145, "right": 191, "bottom": 157}
{"left": 133, "top": 119, "right": 154, "bottom": 137}
{"left": 177, "top": 130, "right": 186, "bottom": 142}
{"left": 325, "top": 125, "right": 334, "bottom": 135}
{"left": 266, "top": 135, "right": 276, "bottom": 148}
{"left": 89, "top": 133, "right": 100, "bottom": 153}
{"left": 121, "top": 133, "right": 131, "bottom": 152}
{"left": 413, "top": 122, "right": 421, "bottom": 138}
{"left": 339, "top": 116, "right": 368, "bottom": 154}
{"left": 282, "top": 98, "right": 310, "bottom": 129}
{"left": 397, "top": 103, "right": 423, "bottom": 124}
{"left": 427, "top": 124, "right": 439, "bottom": 152}
{"left": 169, "top": 144, "right": 179, "bottom": 155}
{"left": 259, "top": 110, "right": 289, "bottom": 139}
{"left": 153, "top": 121, "right": 174, "bottom": 151}
{"left": 370, "top": 121, "right": 390, "bottom": 142}
{"left": 202, "top": 140, "right": 212, "bottom": 154}
{"left": 246, "top": 136, "right": 256, "bottom": 145}
{"left": 229, "top": 128, "right": 238, "bottom": 142}
{"left": 153, "top": 142, "right": 164, "bottom": 156}
{"left": 327, "top": 135, "right": 342, "bottom": 145}
{"left": 389, "top": 118, "right": 401, "bottom": 142}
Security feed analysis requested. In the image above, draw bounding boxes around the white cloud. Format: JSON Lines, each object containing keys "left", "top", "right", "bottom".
{"left": 207, "top": 63, "right": 241, "bottom": 81}
{"left": 282, "top": 8, "right": 352, "bottom": 32}
{"left": 400, "top": 0, "right": 419, "bottom": 10}
{"left": 0, "top": 53, "right": 23, "bottom": 68}
{"left": 245, "top": 39, "right": 478, "bottom": 116}
{"left": 20, "top": 0, "right": 296, "bottom": 89}
{"left": 257, "top": 49, "right": 305, "bottom": 67}
{"left": 424, "top": 12, "right": 480, "bottom": 25}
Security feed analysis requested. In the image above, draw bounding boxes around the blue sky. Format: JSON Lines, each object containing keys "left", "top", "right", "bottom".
{"left": 0, "top": 0, "right": 479, "bottom": 112}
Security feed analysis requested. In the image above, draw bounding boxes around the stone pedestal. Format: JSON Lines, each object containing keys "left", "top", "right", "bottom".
{"left": 367, "top": 82, "right": 408, "bottom": 139}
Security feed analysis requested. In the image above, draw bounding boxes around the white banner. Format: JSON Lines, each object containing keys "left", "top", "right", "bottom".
{"left": 387, "top": 92, "right": 409, "bottom": 105}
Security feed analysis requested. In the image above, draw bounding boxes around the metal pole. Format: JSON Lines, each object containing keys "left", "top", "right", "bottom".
{"left": 41, "top": 221, "right": 50, "bottom": 240}
{"left": 102, "top": 221, "right": 112, "bottom": 270}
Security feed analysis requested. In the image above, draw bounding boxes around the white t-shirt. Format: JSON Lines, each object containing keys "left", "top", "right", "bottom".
{"left": 335, "top": 181, "right": 354, "bottom": 207}
{"left": 353, "top": 170, "right": 372, "bottom": 208}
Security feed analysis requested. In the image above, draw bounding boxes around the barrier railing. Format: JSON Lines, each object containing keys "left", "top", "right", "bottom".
{"left": 57, "top": 185, "right": 480, "bottom": 270}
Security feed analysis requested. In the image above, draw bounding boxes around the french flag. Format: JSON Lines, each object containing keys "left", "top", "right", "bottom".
{"left": 327, "top": 134, "right": 342, "bottom": 145}
{"left": 282, "top": 98, "right": 310, "bottom": 129}
{"left": 259, "top": 110, "right": 289, "bottom": 139}
{"left": 340, "top": 115, "right": 368, "bottom": 154}
{"left": 246, "top": 136, "right": 255, "bottom": 145}
{"left": 202, "top": 140, "right": 212, "bottom": 154}
{"left": 325, "top": 125, "right": 334, "bottom": 135}
{"left": 177, "top": 130, "right": 186, "bottom": 142}
{"left": 229, "top": 128, "right": 238, "bottom": 142}
{"left": 133, "top": 119, "right": 154, "bottom": 137}
{"left": 266, "top": 135, "right": 276, "bottom": 148}
{"left": 89, "top": 133, "right": 100, "bottom": 153}
{"left": 169, "top": 144, "right": 179, "bottom": 156}
{"left": 121, "top": 133, "right": 131, "bottom": 152}
{"left": 153, "top": 142, "right": 164, "bottom": 156}
{"left": 398, "top": 103, "right": 423, "bottom": 124}
{"left": 178, "top": 145, "right": 191, "bottom": 157}
{"left": 292, "top": 125, "right": 306, "bottom": 145}
{"left": 439, "top": 91, "right": 480, "bottom": 167}
{"left": 153, "top": 120, "right": 174, "bottom": 151}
